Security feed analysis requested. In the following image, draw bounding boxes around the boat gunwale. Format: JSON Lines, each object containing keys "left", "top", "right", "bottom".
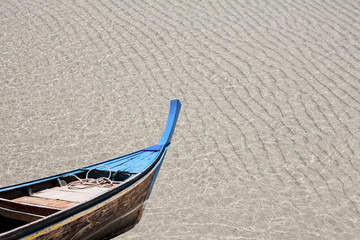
{"left": 0, "top": 99, "right": 181, "bottom": 239}
{"left": 0, "top": 148, "right": 146, "bottom": 193}
{"left": 22, "top": 146, "right": 168, "bottom": 240}
{"left": 0, "top": 144, "right": 168, "bottom": 239}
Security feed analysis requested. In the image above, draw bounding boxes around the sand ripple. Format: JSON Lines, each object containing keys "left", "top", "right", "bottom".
{"left": 0, "top": 0, "right": 359, "bottom": 239}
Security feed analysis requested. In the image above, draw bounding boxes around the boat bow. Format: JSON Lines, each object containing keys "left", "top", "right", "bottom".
{"left": 0, "top": 100, "right": 181, "bottom": 240}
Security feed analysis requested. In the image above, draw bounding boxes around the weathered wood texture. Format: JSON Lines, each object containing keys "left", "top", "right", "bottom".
{"left": 32, "top": 186, "right": 115, "bottom": 203}
{"left": 13, "top": 197, "right": 78, "bottom": 210}
{"left": 29, "top": 170, "right": 156, "bottom": 240}
{"left": 0, "top": 198, "right": 60, "bottom": 216}
{"left": 0, "top": 207, "right": 43, "bottom": 223}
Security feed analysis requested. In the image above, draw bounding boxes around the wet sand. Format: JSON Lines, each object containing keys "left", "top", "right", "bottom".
{"left": 1, "top": 0, "right": 359, "bottom": 239}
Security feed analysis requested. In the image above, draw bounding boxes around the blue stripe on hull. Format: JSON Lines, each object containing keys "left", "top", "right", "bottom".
{"left": 146, "top": 147, "right": 169, "bottom": 199}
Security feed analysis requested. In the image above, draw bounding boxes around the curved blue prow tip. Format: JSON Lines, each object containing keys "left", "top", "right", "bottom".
{"left": 158, "top": 100, "right": 181, "bottom": 146}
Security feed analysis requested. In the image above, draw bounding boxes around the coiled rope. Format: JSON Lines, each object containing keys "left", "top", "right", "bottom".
{"left": 67, "top": 165, "right": 113, "bottom": 189}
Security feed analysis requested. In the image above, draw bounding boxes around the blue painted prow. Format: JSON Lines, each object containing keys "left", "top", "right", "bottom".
{"left": 158, "top": 99, "right": 182, "bottom": 146}
{"left": 0, "top": 100, "right": 182, "bottom": 193}
{"left": 145, "top": 99, "right": 181, "bottom": 199}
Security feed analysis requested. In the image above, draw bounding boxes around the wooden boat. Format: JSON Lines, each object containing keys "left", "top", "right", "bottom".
{"left": 0, "top": 100, "right": 181, "bottom": 240}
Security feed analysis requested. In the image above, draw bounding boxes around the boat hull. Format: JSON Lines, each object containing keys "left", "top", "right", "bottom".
{"left": 23, "top": 167, "right": 157, "bottom": 240}
{"left": 0, "top": 100, "right": 181, "bottom": 239}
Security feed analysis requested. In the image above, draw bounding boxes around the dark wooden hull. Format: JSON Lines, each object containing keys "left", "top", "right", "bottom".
{"left": 0, "top": 100, "right": 181, "bottom": 239}
{"left": 24, "top": 168, "right": 156, "bottom": 240}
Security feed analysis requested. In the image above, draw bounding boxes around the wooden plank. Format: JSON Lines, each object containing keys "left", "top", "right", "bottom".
{"left": 32, "top": 186, "right": 112, "bottom": 203}
{"left": 0, "top": 198, "right": 60, "bottom": 216}
{"left": 79, "top": 151, "right": 144, "bottom": 172}
{"left": 0, "top": 207, "right": 43, "bottom": 223}
{"left": 13, "top": 197, "right": 78, "bottom": 210}
{"left": 30, "top": 169, "right": 157, "bottom": 240}
{"left": 101, "top": 151, "right": 153, "bottom": 169}
{"left": 110, "top": 151, "right": 158, "bottom": 173}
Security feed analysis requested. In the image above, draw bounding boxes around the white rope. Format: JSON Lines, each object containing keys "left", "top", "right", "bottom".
{"left": 67, "top": 165, "right": 113, "bottom": 189}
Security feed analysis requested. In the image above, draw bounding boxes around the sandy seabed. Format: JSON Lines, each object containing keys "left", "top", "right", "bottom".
{"left": 0, "top": 0, "right": 359, "bottom": 239}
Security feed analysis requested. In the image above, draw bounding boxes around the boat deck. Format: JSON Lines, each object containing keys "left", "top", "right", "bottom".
{"left": 0, "top": 178, "right": 119, "bottom": 235}
{"left": 13, "top": 196, "right": 77, "bottom": 210}
{"left": 0, "top": 100, "right": 180, "bottom": 239}
{"left": 31, "top": 185, "right": 115, "bottom": 203}
{"left": 0, "top": 145, "right": 164, "bottom": 237}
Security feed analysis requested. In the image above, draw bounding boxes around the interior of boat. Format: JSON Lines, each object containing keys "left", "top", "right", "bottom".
{"left": 0, "top": 146, "right": 162, "bottom": 235}
{"left": 0, "top": 99, "right": 180, "bottom": 237}
{"left": 0, "top": 168, "right": 134, "bottom": 234}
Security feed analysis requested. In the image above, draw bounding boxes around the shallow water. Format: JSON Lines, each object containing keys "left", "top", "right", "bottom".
{"left": 1, "top": 0, "right": 359, "bottom": 239}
